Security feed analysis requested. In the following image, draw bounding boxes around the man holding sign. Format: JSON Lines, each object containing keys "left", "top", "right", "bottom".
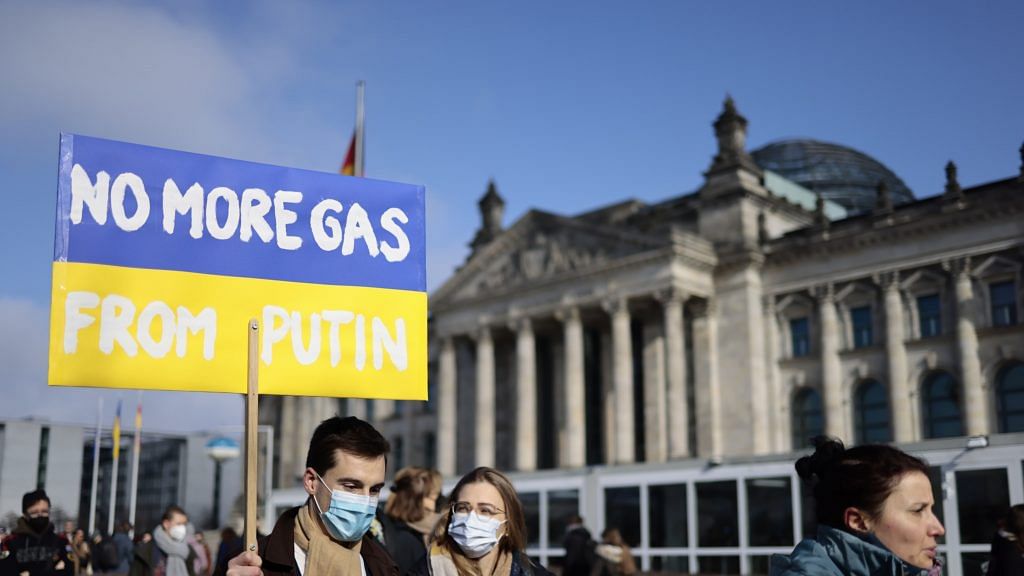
{"left": 227, "top": 416, "right": 398, "bottom": 576}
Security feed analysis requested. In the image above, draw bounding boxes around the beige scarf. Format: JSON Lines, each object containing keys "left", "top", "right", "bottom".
{"left": 429, "top": 543, "right": 514, "bottom": 576}
{"left": 294, "top": 504, "right": 363, "bottom": 576}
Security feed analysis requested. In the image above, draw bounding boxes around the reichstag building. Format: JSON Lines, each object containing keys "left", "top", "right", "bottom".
{"left": 266, "top": 99, "right": 1023, "bottom": 575}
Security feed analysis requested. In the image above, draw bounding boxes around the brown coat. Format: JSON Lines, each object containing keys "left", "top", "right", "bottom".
{"left": 259, "top": 508, "right": 398, "bottom": 576}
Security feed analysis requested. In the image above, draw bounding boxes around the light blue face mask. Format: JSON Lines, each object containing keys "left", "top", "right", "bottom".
{"left": 313, "top": 473, "right": 378, "bottom": 542}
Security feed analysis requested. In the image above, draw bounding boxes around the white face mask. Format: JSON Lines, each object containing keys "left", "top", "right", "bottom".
{"left": 168, "top": 524, "right": 187, "bottom": 542}
{"left": 448, "top": 512, "right": 503, "bottom": 558}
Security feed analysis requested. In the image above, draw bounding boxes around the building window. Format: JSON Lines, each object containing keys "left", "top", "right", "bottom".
{"left": 650, "top": 483, "right": 688, "bottom": 547}
{"left": 604, "top": 486, "right": 641, "bottom": 546}
{"left": 956, "top": 468, "right": 1009, "bottom": 544}
{"left": 37, "top": 427, "right": 50, "bottom": 489}
{"left": 746, "top": 477, "right": 793, "bottom": 546}
{"left": 922, "top": 371, "right": 963, "bottom": 438}
{"left": 990, "top": 280, "right": 1018, "bottom": 327}
{"left": 917, "top": 294, "right": 942, "bottom": 338}
{"left": 790, "top": 317, "right": 810, "bottom": 357}
{"left": 391, "top": 436, "right": 404, "bottom": 469}
{"left": 696, "top": 480, "right": 739, "bottom": 547}
{"left": 850, "top": 306, "right": 873, "bottom": 348}
{"left": 546, "top": 490, "right": 579, "bottom": 548}
{"left": 854, "top": 380, "right": 891, "bottom": 444}
{"left": 996, "top": 362, "right": 1024, "bottom": 433}
{"left": 791, "top": 388, "right": 823, "bottom": 449}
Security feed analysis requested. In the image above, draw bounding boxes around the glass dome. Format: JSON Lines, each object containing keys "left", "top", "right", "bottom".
{"left": 751, "top": 139, "right": 914, "bottom": 215}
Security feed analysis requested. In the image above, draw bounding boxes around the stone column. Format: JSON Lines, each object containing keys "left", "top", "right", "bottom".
{"left": 475, "top": 326, "right": 496, "bottom": 467}
{"left": 949, "top": 258, "right": 989, "bottom": 435}
{"left": 437, "top": 336, "right": 457, "bottom": 476}
{"left": 763, "top": 297, "right": 785, "bottom": 452}
{"left": 880, "top": 272, "right": 914, "bottom": 442}
{"left": 513, "top": 317, "right": 537, "bottom": 472}
{"left": 661, "top": 290, "right": 689, "bottom": 459}
{"left": 817, "top": 285, "right": 845, "bottom": 440}
{"left": 693, "top": 298, "right": 722, "bottom": 459}
{"left": 642, "top": 319, "right": 668, "bottom": 463}
{"left": 557, "top": 306, "right": 586, "bottom": 468}
{"left": 606, "top": 297, "right": 635, "bottom": 464}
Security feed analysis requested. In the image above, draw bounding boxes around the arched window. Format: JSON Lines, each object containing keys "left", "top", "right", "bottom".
{"left": 996, "top": 362, "right": 1024, "bottom": 433}
{"left": 792, "top": 388, "right": 824, "bottom": 449}
{"left": 922, "top": 371, "right": 963, "bottom": 438}
{"left": 854, "top": 379, "right": 891, "bottom": 444}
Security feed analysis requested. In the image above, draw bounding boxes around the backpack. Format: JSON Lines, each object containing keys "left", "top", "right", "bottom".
{"left": 97, "top": 537, "right": 120, "bottom": 570}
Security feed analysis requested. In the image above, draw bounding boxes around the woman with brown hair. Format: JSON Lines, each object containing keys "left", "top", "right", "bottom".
{"left": 379, "top": 467, "right": 443, "bottom": 574}
{"left": 591, "top": 529, "right": 637, "bottom": 576}
{"left": 987, "top": 504, "right": 1024, "bottom": 576}
{"left": 771, "top": 437, "right": 945, "bottom": 575}
{"left": 413, "top": 467, "right": 552, "bottom": 576}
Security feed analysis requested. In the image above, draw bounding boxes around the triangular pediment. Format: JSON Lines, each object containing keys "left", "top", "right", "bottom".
{"left": 431, "top": 210, "right": 666, "bottom": 308}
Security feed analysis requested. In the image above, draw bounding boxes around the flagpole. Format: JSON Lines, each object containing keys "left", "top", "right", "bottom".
{"left": 87, "top": 397, "right": 102, "bottom": 536}
{"left": 107, "top": 401, "right": 121, "bottom": 536}
{"left": 127, "top": 393, "right": 142, "bottom": 538}
{"left": 355, "top": 80, "right": 365, "bottom": 178}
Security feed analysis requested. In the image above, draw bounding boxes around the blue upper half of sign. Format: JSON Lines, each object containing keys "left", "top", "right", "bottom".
{"left": 55, "top": 134, "right": 426, "bottom": 293}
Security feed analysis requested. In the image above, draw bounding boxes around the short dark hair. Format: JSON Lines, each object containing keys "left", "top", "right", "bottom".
{"left": 305, "top": 416, "right": 390, "bottom": 476}
{"left": 162, "top": 505, "right": 187, "bottom": 522}
{"left": 22, "top": 489, "right": 50, "bottom": 514}
{"left": 796, "top": 436, "right": 929, "bottom": 529}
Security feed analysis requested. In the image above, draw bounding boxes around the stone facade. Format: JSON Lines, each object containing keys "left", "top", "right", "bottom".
{"left": 423, "top": 99, "right": 1024, "bottom": 476}
{"left": 266, "top": 99, "right": 1024, "bottom": 483}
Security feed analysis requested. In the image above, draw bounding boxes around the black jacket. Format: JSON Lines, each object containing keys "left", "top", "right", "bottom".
{"left": 258, "top": 507, "right": 398, "bottom": 576}
{"left": 377, "top": 514, "right": 427, "bottom": 575}
{"left": 129, "top": 539, "right": 197, "bottom": 576}
{"left": 0, "top": 519, "right": 74, "bottom": 576}
{"left": 987, "top": 530, "right": 1024, "bottom": 576}
{"left": 562, "top": 526, "right": 595, "bottom": 576}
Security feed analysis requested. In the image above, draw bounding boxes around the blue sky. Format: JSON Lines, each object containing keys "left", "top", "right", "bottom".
{"left": 1, "top": 0, "right": 1021, "bottom": 432}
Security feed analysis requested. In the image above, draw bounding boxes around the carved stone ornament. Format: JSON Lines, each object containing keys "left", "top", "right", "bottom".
{"left": 476, "top": 229, "right": 610, "bottom": 292}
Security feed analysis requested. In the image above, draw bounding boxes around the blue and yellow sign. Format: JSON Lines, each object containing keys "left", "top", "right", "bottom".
{"left": 49, "top": 134, "right": 427, "bottom": 399}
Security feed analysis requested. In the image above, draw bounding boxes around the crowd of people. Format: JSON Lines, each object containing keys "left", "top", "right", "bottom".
{"left": 2, "top": 417, "right": 1021, "bottom": 575}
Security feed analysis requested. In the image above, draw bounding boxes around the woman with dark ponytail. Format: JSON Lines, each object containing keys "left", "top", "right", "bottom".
{"left": 770, "top": 437, "right": 945, "bottom": 575}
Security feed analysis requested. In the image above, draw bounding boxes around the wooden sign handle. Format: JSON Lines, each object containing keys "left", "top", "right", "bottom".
{"left": 245, "top": 319, "right": 260, "bottom": 552}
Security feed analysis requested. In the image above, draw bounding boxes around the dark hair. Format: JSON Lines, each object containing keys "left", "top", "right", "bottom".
{"left": 305, "top": 416, "right": 390, "bottom": 475}
{"left": 22, "top": 489, "right": 50, "bottom": 514}
{"left": 796, "top": 436, "right": 929, "bottom": 529}
{"left": 1004, "top": 504, "right": 1024, "bottom": 553}
{"left": 162, "top": 505, "right": 187, "bottom": 522}
{"left": 384, "top": 466, "right": 442, "bottom": 524}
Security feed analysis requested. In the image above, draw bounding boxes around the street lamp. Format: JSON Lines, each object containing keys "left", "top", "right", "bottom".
{"left": 205, "top": 437, "right": 240, "bottom": 529}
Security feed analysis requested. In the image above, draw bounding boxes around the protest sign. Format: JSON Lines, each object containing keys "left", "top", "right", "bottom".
{"left": 49, "top": 134, "right": 427, "bottom": 400}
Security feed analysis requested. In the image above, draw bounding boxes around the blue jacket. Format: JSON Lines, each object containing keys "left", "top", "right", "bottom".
{"left": 770, "top": 526, "right": 933, "bottom": 576}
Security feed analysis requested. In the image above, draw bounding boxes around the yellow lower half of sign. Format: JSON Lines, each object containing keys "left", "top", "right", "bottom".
{"left": 49, "top": 261, "right": 427, "bottom": 399}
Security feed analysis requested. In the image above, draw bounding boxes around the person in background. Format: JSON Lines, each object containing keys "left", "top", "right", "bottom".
{"left": 211, "top": 528, "right": 241, "bottom": 576}
{"left": 986, "top": 504, "right": 1024, "bottom": 576}
{"left": 226, "top": 416, "right": 398, "bottom": 576}
{"left": 0, "top": 489, "right": 74, "bottom": 576}
{"left": 591, "top": 529, "right": 636, "bottom": 576}
{"left": 414, "top": 466, "right": 552, "bottom": 576}
{"left": 561, "top": 515, "right": 595, "bottom": 576}
{"left": 112, "top": 524, "right": 134, "bottom": 576}
{"left": 187, "top": 528, "right": 211, "bottom": 576}
{"left": 770, "top": 437, "right": 945, "bottom": 576}
{"left": 379, "top": 467, "right": 443, "bottom": 574}
{"left": 129, "top": 506, "right": 197, "bottom": 576}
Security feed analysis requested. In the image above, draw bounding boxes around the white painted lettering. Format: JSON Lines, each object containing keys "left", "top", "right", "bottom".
{"left": 274, "top": 191, "right": 303, "bottom": 250}
{"left": 341, "top": 203, "right": 379, "bottom": 257}
{"left": 136, "top": 301, "right": 175, "bottom": 358}
{"left": 379, "top": 207, "right": 410, "bottom": 262}
{"left": 162, "top": 179, "right": 204, "bottom": 238}
{"left": 290, "top": 311, "right": 321, "bottom": 365}
{"left": 372, "top": 317, "right": 407, "bottom": 371}
{"left": 70, "top": 164, "right": 109, "bottom": 225}
{"left": 99, "top": 294, "right": 137, "bottom": 356}
{"left": 206, "top": 186, "right": 240, "bottom": 240}
{"left": 310, "top": 199, "right": 344, "bottom": 251}
{"left": 240, "top": 188, "right": 274, "bottom": 243}
{"left": 176, "top": 306, "right": 217, "bottom": 360}
{"left": 110, "top": 172, "right": 150, "bottom": 231}
{"left": 64, "top": 291, "right": 100, "bottom": 354}
{"left": 322, "top": 309, "right": 355, "bottom": 367}
{"left": 262, "top": 305, "right": 290, "bottom": 364}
